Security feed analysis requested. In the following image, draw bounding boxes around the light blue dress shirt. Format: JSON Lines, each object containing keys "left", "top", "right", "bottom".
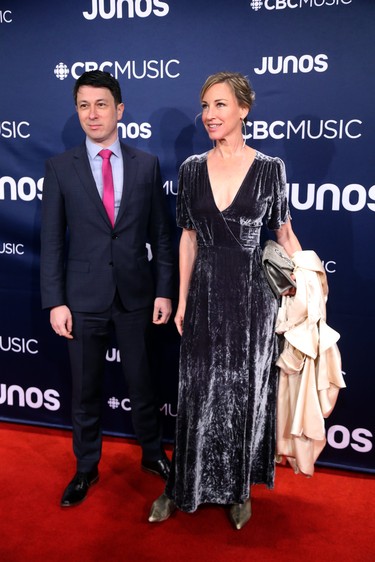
{"left": 86, "top": 137, "right": 124, "bottom": 222}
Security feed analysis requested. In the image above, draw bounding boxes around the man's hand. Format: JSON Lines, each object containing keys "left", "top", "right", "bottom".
{"left": 50, "top": 305, "right": 73, "bottom": 339}
{"left": 152, "top": 297, "right": 172, "bottom": 325}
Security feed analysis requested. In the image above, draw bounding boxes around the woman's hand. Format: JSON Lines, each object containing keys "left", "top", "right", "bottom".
{"left": 174, "top": 302, "right": 186, "bottom": 336}
{"left": 281, "top": 273, "right": 297, "bottom": 297}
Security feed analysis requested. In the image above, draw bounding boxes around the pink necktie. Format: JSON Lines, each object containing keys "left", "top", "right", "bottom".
{"left": 99, "top": 149, "right": 115, "bottom": 226}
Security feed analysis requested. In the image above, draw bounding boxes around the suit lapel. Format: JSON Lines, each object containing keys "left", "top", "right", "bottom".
{"left": 72, "top": 144, "right": 112, "bottom": 225}
{"left": 116, "top": 143, "right": 139, "bottom": 225}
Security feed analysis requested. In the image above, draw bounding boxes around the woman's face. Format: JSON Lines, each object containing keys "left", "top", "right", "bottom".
{"left": 201, "top": 82, "right": 247, "bottom": 143}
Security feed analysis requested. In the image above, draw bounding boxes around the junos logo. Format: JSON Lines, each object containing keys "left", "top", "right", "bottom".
{"left": 0, "top": 243, "right": 25, "bottom": 256}
{"left": 108, "top": 396, "right": 176, "bottom": 416}
{"left": 287, "top": 182, "right": 375, "bottom": 212}
{"left": 1, "top": 174, "right": 374, "bottom": 213}
{"left": 244, "top": 119, "right": 362, "bottom": 140}
{"left": 0, "top": 176, "right": 43, "bottom": 202}
{"left": 83, "top": 0, "right": 169, "bottom": 20}
{"left": 0, "top": 383, "right": 60, "bottom": 411}
{"left": 0, "top": 10, "right": 12, "bottom": 23}
{"left": 54, "top": 59, "right": 180, "bottom": 81}
{"left": 106, "top": 348, "right": 121, "bottom": 362}
{"left": 117, "top": 122, "right": 151, "bottom": 140}
{"left": 0, "top": 121, "right": 30, "bottom": 139}
{"left": 0, "top": 336, "right": 38, "bottom": 354}
{"left": 250, "top": 0, "right": 352, "bottom": 12}
{"left": 254, "top": 54, "right": 328, "bottom": 75}
{"left": 1, "top": 126, "right": 154, "bottom": 200}
{"left": 327, "top": 425, "right": 373, "bottom": 453}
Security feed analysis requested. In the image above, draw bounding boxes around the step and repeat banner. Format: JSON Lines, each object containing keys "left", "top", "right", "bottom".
{"left": 1, "top": 0, "right": 374, "bottom": 473}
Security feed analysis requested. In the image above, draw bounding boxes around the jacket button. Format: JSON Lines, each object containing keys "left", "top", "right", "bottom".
{"left": 112, "top": 234, "right": 118, "bottom": 240}
{"left": 109, "top": 261, "right": 113, "bottom": 266}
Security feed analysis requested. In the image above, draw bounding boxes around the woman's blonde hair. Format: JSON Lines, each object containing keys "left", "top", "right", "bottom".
{"left": 200, "top": 72, "right": 255, "bottom": 115}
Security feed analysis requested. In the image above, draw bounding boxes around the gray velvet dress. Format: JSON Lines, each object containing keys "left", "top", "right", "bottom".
{"left": 165, "top": 150, "right": 291, "bottom": 512}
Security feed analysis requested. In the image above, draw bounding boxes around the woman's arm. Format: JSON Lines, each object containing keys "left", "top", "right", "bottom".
{"left": 275, "top": 219, "right": 302, "bottom": 257}
{"left": 275, "top": 219, "right": 302, "bottom": 296}
{"left": 174, "top": 228, "right": 197, "bottom": 335}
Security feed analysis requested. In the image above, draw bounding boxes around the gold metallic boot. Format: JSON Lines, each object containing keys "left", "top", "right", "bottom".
{"left": 148, "top": 493, "right": 176, "bottom": 523}
{"left": 228, "top": 499, "right": 252, "bottom": 530}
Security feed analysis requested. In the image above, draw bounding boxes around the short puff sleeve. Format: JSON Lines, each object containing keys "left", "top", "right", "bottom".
{"left": 267, "top": 157, "right": 291, "bottom": 231}
{"left": 176, "top": 161, "right": 194, "bottom": 230}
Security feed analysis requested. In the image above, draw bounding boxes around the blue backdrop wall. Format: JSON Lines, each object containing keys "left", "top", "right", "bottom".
{"left": 1, "top": 0, "right": 374, "bottom": 474}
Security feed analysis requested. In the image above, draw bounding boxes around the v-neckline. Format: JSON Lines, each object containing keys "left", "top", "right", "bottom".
{"left": 206, "top": 151, "right": 257, "bottom": 213}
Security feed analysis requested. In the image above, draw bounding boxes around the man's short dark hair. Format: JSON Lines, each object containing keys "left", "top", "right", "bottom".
{"left": 73, "top": 70, "right": 123, "bottom": 106}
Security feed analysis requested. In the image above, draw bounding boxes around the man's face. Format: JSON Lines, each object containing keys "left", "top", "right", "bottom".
{"left": 76, "top": 85, "right": 124, "bottom": 147}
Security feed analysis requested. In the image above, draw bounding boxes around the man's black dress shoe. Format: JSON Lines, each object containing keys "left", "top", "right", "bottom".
{"left": 141, "top": 454, "right": 171, "bottom": 481}
{"left": 60, "top": 468, "right": 99, "bottom": 507}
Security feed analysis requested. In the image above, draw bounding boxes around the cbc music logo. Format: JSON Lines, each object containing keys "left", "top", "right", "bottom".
{"left": 53, "top": 59, "right": 180, "bottom": 81}
{"left": 107, "top": 396, "right": 177, "bottom": 417}
{"left": 0, "top": 336, "right": 38, "bottom": 354}
{"left": 0, "top": 242, "right": 25, "bottom": 256}
{"left": 83, "top": 0, "right": 169, "bottom": 20}
{"left": 54, "top": 62, "right": 70, "bottom": 81}
{"left": 0, "top": 10, "right": 12, "bottom": 23}
{"left": 244, "top": 119, "right": 362, "bottom": 141}
{"left": 321, "top": 260, "right": 336, "bottom": 274}
{"left": 249, "top": 0, "right": 352, "bottom": 11}
{"left": 1, "top": 121, "right": 30, "bottom": 139}
{"left": 254, "top": 54, "right": 328, "bottom": 75}
{"left": 163, "top": 180, "right": 178, "bottom": 196}
{"left": 0, "top": 383, "right": 60, "bottom": 411}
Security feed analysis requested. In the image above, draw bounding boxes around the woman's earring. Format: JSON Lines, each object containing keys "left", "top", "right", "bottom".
{"left": 241, "top": 118, "right": 247, "bottom": 148}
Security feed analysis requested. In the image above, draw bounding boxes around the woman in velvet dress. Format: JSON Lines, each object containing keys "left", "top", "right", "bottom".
{"left": 149, "top": 72, "right": 302, "bottom": 530}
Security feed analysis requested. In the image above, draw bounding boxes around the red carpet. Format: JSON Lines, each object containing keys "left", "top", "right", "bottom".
{"left": 0, "top": 422, "right": 373, "bottom": 562}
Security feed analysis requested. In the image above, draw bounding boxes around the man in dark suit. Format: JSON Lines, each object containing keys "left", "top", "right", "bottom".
{"left": 40, "top": 70, "right": 174, "bottom": 507}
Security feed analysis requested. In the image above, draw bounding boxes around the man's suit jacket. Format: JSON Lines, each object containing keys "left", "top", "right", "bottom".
{"left": 40, "top": 142, "right": 174, "bottom": 313}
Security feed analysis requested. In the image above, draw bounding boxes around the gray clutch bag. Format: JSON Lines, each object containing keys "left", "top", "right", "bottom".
{"left": 262, "top": 240, "right": 296, "bottom": 297}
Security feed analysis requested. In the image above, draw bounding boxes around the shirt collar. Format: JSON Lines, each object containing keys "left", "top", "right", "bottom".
{"left": 86, "top": 136, "right": 122, "bottom": 160}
